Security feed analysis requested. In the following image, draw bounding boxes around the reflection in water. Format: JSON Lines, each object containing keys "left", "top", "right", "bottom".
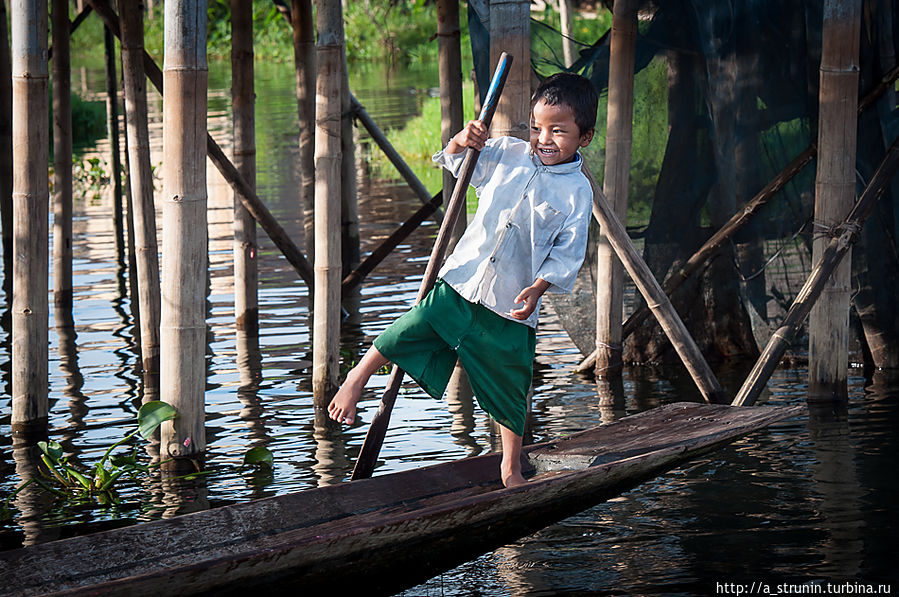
{"left": 596, "top": 377, "right": 625, "bottom": 424}
{"left": 806, "top": 401, "right": 864, "bottom": 578}
{"left": 446, "top": 364, "right": 480, "bottom": 456}
{"left": 12, "top": 435, "right": 57, "bottom": 547}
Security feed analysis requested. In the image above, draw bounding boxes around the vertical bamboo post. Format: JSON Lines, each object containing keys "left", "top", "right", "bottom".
{"left": 558, "top": 0, "right": 575, "bottom": 68}
{"left": 312, "top": 0, "right": 343, "bottom": 413}
{"left": 0, "top": 0, "right": 12, "bottom": 273}
{"left": 11, "top": 0, "right": 50, "bottom": 427}
{"left": 52, "top": 0, "right": 73, "bottom": 317}
{"left": 103, "top": 25, "right": 125, "bottom": 263}
{"left": 119, "top": 0, "right": 160, "bottom": 391}
{"left": 490, "top": 0, "right": 530, "bottom": 141}
{"left": 808, "top": 0, "right": 861, "bottom": 399}
{"left": 437, "top": 0, "right": 465, "bottom": 245}
{"left": 160, "top": 0, "right": 208, "bottom": 462}
{"left": 231, "top": 0, "right": 258, "bottom": 337}
{"left": 290, "top": 0, "right": 315, "bottom": 259}
{"left": 595, "top": 0, "right": 637, "bottom": 378}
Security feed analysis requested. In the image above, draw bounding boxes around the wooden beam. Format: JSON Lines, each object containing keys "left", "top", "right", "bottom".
{"left": 595, "top": 0, "right": 637, "bottom": 377}
{"left": 733, "top": 135, "right": 899, "bottom": 406}
{"left": 11, "top": 0, "right": 50, "bottom": 427}
{"left": 312, "top": 0, "right": 344, "bottom": 412}
{"left": 159, "top": 0, "right": 208, "bottom": 461}
{"left": 808, "top": 0, "right": 862, "bottom": 398}
{"left": 119, "top": 0, "right": 161, "bottom": 391}
{"left": 584, "top": 164, "right": 725, "bottom": 404}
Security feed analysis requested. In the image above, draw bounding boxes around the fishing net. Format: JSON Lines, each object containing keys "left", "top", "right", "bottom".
{"left": 469, "top": 0, "right": 899, "bottom": 367}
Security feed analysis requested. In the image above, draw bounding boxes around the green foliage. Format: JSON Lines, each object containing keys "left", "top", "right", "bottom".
{"left": 243, "top": 446, "right": 274, "bottom": 468}
{"left": 71, "top": 93, "right": 107, "bottom": 149}
{"left": 72, "top": 156, "right": 112, "bottom": 203}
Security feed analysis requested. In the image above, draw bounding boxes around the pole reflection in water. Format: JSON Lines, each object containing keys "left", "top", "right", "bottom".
{"left": 596, "top": 377, "right": 625, "bottom": 424}
{"left": 12, "top": 434, "right": 56, "bottom": 547}
{"left": 446, "top": 364, "right": 480, "bottom": 456}
{"left": 806, "top": 400, "right": 864, "bottom": 578}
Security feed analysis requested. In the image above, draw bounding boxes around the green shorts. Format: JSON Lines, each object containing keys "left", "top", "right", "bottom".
{"left": 373, "top": 279, "right": 536, "bottom": 436}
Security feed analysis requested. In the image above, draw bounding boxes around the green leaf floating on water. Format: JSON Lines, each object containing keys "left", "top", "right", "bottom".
{"left": 243, "top": 446, "right": 274, "bottom": 468}
{"left": 38, "top": 440, "right": 64, "bottom": 461}
{"left": 137, "top": 401, "right": 177, "bottom": 439}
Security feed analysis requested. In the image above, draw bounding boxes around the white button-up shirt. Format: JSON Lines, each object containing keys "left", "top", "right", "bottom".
{"left": 433, "top": 136, "right": 593, "bottom": 328}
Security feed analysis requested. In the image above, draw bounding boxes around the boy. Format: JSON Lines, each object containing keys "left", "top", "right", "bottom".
{"left": 329, "top": 72, "right": 598, "bottom": 488}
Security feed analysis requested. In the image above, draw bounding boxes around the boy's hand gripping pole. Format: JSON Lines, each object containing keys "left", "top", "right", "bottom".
{"left": 351, "top": 52, "right": 513, "bottom": 481}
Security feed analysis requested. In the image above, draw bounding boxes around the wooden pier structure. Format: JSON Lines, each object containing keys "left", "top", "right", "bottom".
{"left": 1, "top": 0, "right": 898, "bottom": 590}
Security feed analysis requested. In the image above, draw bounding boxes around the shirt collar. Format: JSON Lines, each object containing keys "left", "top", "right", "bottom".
{"left": 529, "top": 150, "right": 583, "bottom": 173}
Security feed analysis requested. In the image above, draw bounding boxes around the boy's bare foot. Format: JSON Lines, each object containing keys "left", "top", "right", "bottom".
{"left": 328, "top": 377, "right": 363, "bottom": 425}
{"left": 502, "top": 470, "right": 528, "bottom": 488}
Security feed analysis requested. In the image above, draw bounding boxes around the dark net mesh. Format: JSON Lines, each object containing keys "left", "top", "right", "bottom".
{"left": 470, "top": 0, "right": 899, "bottom": 367}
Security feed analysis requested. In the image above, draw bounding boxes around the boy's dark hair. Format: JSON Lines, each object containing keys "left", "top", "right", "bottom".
{"left": 531, "top": 73, "right": 598, "bottom": 135}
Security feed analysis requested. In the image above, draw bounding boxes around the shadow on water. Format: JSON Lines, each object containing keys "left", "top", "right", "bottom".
{"left": 0, "top": 58, "right": 896, "bottom": 595}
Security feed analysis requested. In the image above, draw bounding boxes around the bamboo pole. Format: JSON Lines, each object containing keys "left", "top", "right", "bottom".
{"left": 118, "top": 0, "right": 160, "bottom": 390}
{"left": 159, "top": 0, "right": 208, "bottom": 463}
{"left": 490, "top": 0, "right": 530, "bottom": 140}
{"left": 11, "top": 0, "right": 50, "bottom": 427}
{"left": 734, "top": 136, "right": 899, "bottom": 407}
{"left": 312, "top": 0, "right": 343, "bottom": 412}
{"left": 84, "top": 0, "right": 315, "bottom": 290}
{"left": 231, "top": 0, "right": 258, "bottom": 337}
{"left": 290, "top": 0, "right": 315, "bottom": 259}
{"left": 437, "top": 0, "right": 465, "bottom": 245}
{"left": 808, "top": 0, "right": 861, "bottom": 399}
{"left": 0, "top": 0, "right": 12, "bottom": 272}
{"left": 103, "top": 25, "right": 125, "bottom": 263}
{"left": 558, "top": 0, "right": 575, "bottom": 68}
{"left": 350, "top": 95, "right": 443, "bottom": 220}
{"left": 52, "top": 0, "right": 73, "bottom": 317}
{"left": 352, "top": 53, "right": 513, "bottom": 481}
{"left": 584, "top": 165, "right": 725, "bottom": 404}
{"left": 576, "top": 63, "right": 899, "bottom": 374}
{"left": 595, "top": 0, "right": 637, "bottom": 378}
{"left": 47, "top": 5, "right": 93, "bottom": 61}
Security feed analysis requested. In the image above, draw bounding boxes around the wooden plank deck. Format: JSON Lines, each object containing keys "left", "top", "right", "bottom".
{"left": 0, "top": 402, "right": 803, "bottom": 596}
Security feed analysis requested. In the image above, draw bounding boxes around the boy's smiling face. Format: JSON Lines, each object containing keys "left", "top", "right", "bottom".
{"left": 529, "top": 99, "right": 594, "bottom": 166}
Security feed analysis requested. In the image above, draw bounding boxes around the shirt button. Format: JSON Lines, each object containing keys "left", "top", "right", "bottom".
{"left": 506, "top": 222, "right": 512, "bottom": 228}
{"left": 490, "top": 257, "right": 495, "bottom": 262}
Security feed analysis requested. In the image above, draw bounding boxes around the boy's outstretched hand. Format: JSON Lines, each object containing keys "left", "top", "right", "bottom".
{"left": 511, "top": 279, "right": 551, "bottom": 321}
{"left": 446, "top": 119, "right": 488, "bottom": 154}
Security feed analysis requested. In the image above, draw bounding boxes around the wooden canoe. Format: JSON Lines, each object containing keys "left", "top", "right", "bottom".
{"left": 0, "top": 402, "right": 802, "bottom": 596}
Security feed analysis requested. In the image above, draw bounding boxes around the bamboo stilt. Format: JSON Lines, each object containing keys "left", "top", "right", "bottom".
{"left": 733, "top": 135, "right": 899, "bottom": 407}
{"left": 584, "top": 165, "right": 725, "bottom": 404}
{"left": 103, "top": 25, "right": 125, "bottom": 264}
{"left": 437, "top": 0, "right": 465, "bottom": 245}
{"left": 160, "top": 0, "right": 208, "bottom": 462}
{"left": 52, "top": 0, "right": 73, "bottom": 317}
{"left": 595, "top": 0, "right": 637, "bottom": 378}
{"left": 490, "top": 0, "right": 530, "bottom": 140}
{"left": 118, "top": 0, "right": 160, "bottom": 390}
{"left": 0, "top": 0, "right": 12, "bottom": 272}
{"left": 312, "top": 0, "right": 344, "bottom": 412}
{"left": 808, "top": 0, "right": 861, "bottom": 399}
{"left": 290, "top": 0, "right": 315, "bottom": 260}
{"left": 231, "top": 0, "right": 258, "bottom": 337}
{"left": 11, "top": 0, "right": 50, "bottom": 427}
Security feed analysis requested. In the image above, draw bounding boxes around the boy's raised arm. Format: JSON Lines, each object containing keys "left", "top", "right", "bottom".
{"left": 446, "top": 119, "right": 488, "bottom": 154}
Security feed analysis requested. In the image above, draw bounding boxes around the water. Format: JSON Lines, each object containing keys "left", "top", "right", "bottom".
{"left": 1, "top": 59, "right": 897, "bottom": 595}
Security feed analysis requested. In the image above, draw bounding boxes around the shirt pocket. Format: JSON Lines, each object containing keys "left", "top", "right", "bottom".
{"left": 532, "top": 201, "right": 565, "bottom": 248}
